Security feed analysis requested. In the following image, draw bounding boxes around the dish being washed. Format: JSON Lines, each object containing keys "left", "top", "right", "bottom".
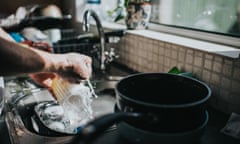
{"left": 32, "top": 90, "right": 116, "bottom": 135}
{"left": 33, "top": 101, "right": 72, "bottom": 135}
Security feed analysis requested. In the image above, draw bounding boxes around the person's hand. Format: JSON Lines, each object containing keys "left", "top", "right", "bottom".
{"left": 29, "top": 52, "right": 92, "bottom": 88}
{"left": 52, "top": 53, "right": 92, "bottom": 83}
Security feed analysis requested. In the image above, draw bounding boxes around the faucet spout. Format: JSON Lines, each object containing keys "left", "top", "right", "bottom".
{"left": 83, "top": 9, "right": 106, "bottom": 71}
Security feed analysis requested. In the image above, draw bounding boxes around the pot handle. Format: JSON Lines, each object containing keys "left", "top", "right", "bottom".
{"left": 71, "top": 112, "right": 142, "bottom": 144}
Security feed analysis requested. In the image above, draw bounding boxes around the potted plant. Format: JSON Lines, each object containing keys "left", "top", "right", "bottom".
{"left": 107, "top": 0, "right": 128, "bottom": 22}
{"left": 108, "top": 0, "right": 151, "bottom": 30}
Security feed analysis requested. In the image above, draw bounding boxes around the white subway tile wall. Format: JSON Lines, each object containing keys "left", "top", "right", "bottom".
{"left": 113, "top": 33, "right": 240, "bottom": 114}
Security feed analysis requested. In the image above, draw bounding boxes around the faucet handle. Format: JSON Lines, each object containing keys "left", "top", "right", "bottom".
{"left": 104, "top": 48, "right": 119, "bottom": 64}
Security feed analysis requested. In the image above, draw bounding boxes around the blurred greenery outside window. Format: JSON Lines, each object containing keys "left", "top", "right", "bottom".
{"left": 147, "top": 0, "right": 240, "bottom": 47}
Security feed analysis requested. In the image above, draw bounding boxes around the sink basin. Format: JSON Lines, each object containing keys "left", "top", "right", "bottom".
{"left": 91, "top": 62, "right": 137, "bottom": 93}
{"left": 93, "top": 75, "right": 124, "bottom": 93}
{"left": 1, "top": 64, "right": 133, "bottom": 143}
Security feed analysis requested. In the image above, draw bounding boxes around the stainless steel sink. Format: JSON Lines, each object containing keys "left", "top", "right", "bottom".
{"left": 91, "top": 62, "right": 136, "bottom": 93}
{"left": 2, "top": 76, "right": 117, "bottom": 144}
{"left": 93, "top": 75, "right": 124, "bottom": 93}
{"left": 0, "top": 62, "right": 136, "bottom": 144}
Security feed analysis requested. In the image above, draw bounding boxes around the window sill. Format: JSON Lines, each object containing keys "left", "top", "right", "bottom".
{"left": 101, "top": 21, "right": 240, "bottom": 59}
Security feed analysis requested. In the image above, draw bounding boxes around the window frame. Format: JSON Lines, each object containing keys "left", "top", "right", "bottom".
{"left": 148, "top": 23, "right": 240, "bottom": 48}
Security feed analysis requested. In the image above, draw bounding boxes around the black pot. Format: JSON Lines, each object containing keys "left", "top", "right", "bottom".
{"left": 71, "top": 73, "right": 211, "bottom": 143}
{"left": 115, "top": 73, "right": 211, "bottom": 133}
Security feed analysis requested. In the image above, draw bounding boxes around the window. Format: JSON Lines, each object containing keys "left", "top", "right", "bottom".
{"left": 75, "top": 0, "right": 240, "bottom": 47}
{"left": 149, "top": 0, "right": 240, "bottom": 47}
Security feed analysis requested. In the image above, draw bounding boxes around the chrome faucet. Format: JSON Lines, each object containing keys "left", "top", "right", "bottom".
{"left": 82, "top": 9, "right": 106, "bottom": 71}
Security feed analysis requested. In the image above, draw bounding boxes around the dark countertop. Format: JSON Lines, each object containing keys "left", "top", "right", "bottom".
{"left": 200, "top": 107, "right": 240, "bottom": 144}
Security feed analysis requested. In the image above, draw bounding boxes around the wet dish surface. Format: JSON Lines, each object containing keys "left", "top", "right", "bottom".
{"left": 33, "top": 93, "right": 116, "bottom": 135}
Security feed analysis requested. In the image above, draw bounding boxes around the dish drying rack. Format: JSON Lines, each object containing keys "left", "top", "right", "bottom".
{"left": 52, "top": 29, "right": 102, "bottom": 72}
{"left": 52, "top": 29, "right": 99, "bottom": 57}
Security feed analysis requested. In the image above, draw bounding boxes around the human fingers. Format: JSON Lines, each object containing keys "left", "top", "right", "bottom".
{"left": 57, "top": 53, "right": 92, "bottom": 81}
{"left": 72, "top": 54, "right": 92, "bottom": 79}
{"left": 29, "top": 72, "right": 56, "bottom": 88}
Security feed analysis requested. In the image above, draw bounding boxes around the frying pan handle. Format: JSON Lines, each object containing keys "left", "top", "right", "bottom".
{"left": 71, "top": 112, "right": 142, "bottom": 144}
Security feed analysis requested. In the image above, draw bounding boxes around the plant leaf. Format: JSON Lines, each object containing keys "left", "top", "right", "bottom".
{"left": 114, "top": 15, "right": 125, "bottom": 22}
{"left": 124, "top": 0, "right": 129, "bottom": 7}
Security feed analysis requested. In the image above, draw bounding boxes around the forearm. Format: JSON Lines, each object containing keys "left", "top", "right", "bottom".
{"left": 0, "top": 28, "right": 92, "bottom": 81}
{"left": 0, "top": 37, "right": 55, "bottom": 76}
